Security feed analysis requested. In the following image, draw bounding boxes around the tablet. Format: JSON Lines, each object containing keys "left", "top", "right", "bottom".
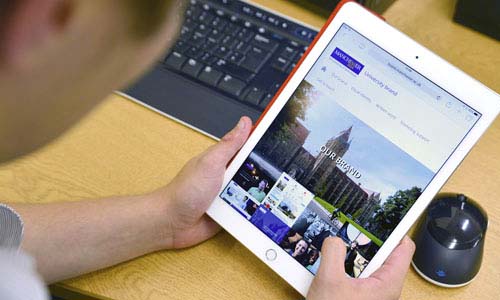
{"left": 207, "top": 1, "right": 500, "bottom": 296}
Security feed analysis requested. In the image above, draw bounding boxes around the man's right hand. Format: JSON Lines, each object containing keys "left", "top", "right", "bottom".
{"left": 307, "top": 236, "right": 415, "bottom": 300}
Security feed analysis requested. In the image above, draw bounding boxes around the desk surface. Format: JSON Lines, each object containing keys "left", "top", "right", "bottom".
{"left": 1, "top": 0, "right": 499, "bottom": 299}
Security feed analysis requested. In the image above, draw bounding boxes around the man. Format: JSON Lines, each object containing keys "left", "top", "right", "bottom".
{"left": 0, "top": 0, "right": 415, "bottom": 299}
{"left": 247, "top": 179, "right": 268, "bottom": 202}
{"left": 345, "top": 241, "right": 360, "bottom": 277}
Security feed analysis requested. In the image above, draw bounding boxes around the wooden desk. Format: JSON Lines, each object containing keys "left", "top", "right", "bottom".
{"left": 0, "top": 0, "right": 498, "bottom": 299}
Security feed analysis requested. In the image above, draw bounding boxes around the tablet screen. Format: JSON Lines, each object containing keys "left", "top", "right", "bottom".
{"left": 220, "top": 24, "right": 481, "bottom": 277}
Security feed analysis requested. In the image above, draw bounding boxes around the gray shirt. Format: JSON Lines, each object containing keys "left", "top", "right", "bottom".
{"left": 0, "top": 204, "right": 48, "bottom": 300}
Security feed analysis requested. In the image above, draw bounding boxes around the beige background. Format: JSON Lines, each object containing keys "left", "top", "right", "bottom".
{"left": 0, "top": 0, "right": 498, "bottom": 299}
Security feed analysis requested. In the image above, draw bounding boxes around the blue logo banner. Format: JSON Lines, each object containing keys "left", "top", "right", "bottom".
{"left": 331, "top": 48, "right": 364, "bottom": 75}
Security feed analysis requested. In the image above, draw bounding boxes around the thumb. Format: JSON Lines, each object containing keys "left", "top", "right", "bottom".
{"left": 201, "top": 116, "right": 252, "bottom": 169}
{"left": 315, "top": 237, "right": 347, "bottom": 282}
{"left": 370, "top": 236, "right": 415, "bottom": 285}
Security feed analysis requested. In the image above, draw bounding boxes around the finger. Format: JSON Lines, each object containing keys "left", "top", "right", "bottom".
{"left": 201, "top": 116, "right": 252, "bottom": 168}
{"left": 316, "top": 237, "right": 347, "bottom": 282}
{"left": 370, "top": 236, "right": 415, "bottom": 285}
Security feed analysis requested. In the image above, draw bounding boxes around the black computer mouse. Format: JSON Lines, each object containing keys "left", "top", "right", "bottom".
{"left": 411, "top": 193, "right": 487, "bottom": 287}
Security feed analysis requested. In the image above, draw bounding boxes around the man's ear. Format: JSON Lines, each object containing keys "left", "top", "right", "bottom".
{"left": 1, "top": 0, "right": 72, "bottom": 67}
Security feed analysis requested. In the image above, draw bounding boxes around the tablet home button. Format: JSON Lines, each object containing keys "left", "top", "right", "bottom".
{"left": 265, "top": 249, "right": 277, "bottom": 261}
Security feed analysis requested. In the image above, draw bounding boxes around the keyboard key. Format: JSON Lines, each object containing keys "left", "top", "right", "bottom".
{"left": 202, "top": 2, "right": 212, "bottom": 11}
{"left": 243, "top": 20, "right": 253, "bottom": 29}
{"left": 272, "top": 57, "right": 289, "bottom": 72}
{"left": 208, "top": 29, "right": 224, "bottom": 43}
{"left": 214, "top": 46, "right": 231, "bottom": 59}
{"left": 215, "top": 8, "right": 225, "bottom": 17}
{"left": 219, "top": 62, "right": 254, "bottom": 82}
{"left": 229, "top": 14, "right": 239, "bottom": 23}
{"left": 244, "top": 87, "right": 265, "bottom": 105}
{"left": 198, "top": 11, "right": 215, "bottom": 24}
{"left": 241, "top": 6, "right": 253, "bottom": 15}
{"left": 179, "top": 27, "right": 191, "bottom": 41}
{"left": 259, "top": 93, "right": 274, "bottom": 110}
{"left": 237, "top": 28, "right": 254, "bottom": 42}
{"left": 181, "top": 58, "right": 204, "bottom": 77}
{"left": 165, "top": 51, "right": 187, "bottom": 70}
{"left": 185, "top": 46, "right": 201, "bottom": 59}
{"left": 228, "top": 52, "right": 244, "bottom": 64}
{"left": 250, "top": 46, "right": 265, "bottom": 56}
{"left": 188, "top": 33, "right": 205, "bottom": 47}
{"left": 202, "top": 40, "right": 218, "bottom": 53}
{"left": 221, "top": 35, "right": 238, "bottom": 49}
{"left": 267, "top": 16, "right": 277, "bottom": 25}
{"left": 235, "top": 41, "right": 250, "bottom": 54}
{"left": 240, "top": 56, "right": 263, "bottom": 73}
{"left": 173, "top": 40, "right": 189, "bottom": 53}
{"left": 254, "top": 11, "right": 267, "bottom": 21}
{"left": 215, "top": 58, "right": 227, "bottom": 68}
{"left": 195, "top": 23, "right": 210, "bottom": 35}
{"left": 298, "top": 29, "right": 309, "bottom": 38}
{"left": 218, "top": 75, "right": 246, "bottom": 97}
{"left": 224, "top": 23, "right": 240, "bottom": 36}
{"left": 280, "top": 46, "right": 297, "bottom": 60}
{"left": 185, "top": 6, "right": 202, "bottom": 19}
{"left": 240, "top": 47, "right": 268, "bottom": 73}
{"left": 251, "top": 34, "right": 279, "bottom": 53}
{"left": 199, "top": 52, "right": 217, "bottom": 64}
{"left": 198, "top": 66, "right": 223, "bottom": 86}
{"left": 183, "top": 18, "right": 196, "bottom": 31}
{"left": 211, "top": 17, "right": 227, "bottom": 31}
{"left": 193, "top": 31, "right": 206, "bottom": 39}
{"left": 271, "top": 32, "right": 285, "bottom": 41}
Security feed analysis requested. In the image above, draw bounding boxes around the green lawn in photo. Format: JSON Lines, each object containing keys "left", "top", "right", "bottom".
{"left": 314, "top": 197, "right": 383, "bottom": 247}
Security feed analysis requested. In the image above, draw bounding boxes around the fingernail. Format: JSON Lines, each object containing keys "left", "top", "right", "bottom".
{"left": 237, "top": 117, "right": 246, "bottom": 130}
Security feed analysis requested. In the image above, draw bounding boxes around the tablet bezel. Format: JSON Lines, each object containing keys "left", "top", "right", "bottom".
{"left": 207, "top": 2, "right": 500, "bottom": 296}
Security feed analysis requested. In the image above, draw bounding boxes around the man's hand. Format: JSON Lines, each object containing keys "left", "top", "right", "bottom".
{"left": 308, "top": 236, "right": 415, "bottom": 300}
{"left": 151, "top": 116, "right": 252, "bottom": 249}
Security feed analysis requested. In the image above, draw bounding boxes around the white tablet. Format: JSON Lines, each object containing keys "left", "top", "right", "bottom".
{"left": 207, "top": 1, "right": 500, "bottom": 296}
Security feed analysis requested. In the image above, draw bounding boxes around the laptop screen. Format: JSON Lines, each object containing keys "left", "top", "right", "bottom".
{"left": 219, "top": 23, "right": 481, "bottom": 277}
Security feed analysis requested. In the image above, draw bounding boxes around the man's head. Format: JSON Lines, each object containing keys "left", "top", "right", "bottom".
{"left": 258, "top": 180, "right": 268, "bottom": 191}
{"left": 0, "top": 0, "right": 186, "bottom": 163}
{"left": 308, "top": 248, "right": 319, "bottom": 263}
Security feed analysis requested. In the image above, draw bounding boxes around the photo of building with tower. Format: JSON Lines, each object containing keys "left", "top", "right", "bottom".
{"left": 248, "top": 80, "right": 433, "bottom": 239}
{"left": 255, "top": 120, "right": 381, "bottom": 227}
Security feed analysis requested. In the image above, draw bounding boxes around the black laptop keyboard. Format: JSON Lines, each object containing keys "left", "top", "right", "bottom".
{"left": 163, "top": 0, "right": 318, "bottom": 111}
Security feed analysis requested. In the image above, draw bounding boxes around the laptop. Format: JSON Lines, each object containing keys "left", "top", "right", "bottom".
{"left": 120, "top": 0, "right": 391, "bottom": 139}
